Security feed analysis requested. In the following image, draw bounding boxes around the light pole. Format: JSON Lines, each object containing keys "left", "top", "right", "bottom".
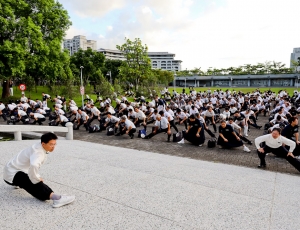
{"left": 107, "top": 71, "right": 112, "bottom": 84}
{"left": 173, "top": 72, "right": 177, "bottom": 91}
{"left": 80, "top": 66, "right": 84, "bottom": 109}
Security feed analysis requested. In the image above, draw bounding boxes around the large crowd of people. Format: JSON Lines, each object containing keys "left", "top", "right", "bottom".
{"left": 0, "top": 87, "right": 300, "bottom": 171}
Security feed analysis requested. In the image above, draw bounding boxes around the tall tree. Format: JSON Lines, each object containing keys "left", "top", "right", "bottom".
{"left": 102, "top": 59, "right": 123, "bottom": 84}
{"left": 70, "top": 48, "right": 105, "bottom": 90}
{"left": 116, "top": 38, "right": 152, "bottom": 91}
{"left": 0, "top": 0, "right": 72, "bottom": 98}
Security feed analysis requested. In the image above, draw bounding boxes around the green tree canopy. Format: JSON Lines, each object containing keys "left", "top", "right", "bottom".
{"left": 116, "top": 38, "right": 152, "bottom": 91}
{"left": 70, "top": 48, "right": 105, "bottom": 88}
{"left": 0, "top": 0, "right": 72, "bottom": 98}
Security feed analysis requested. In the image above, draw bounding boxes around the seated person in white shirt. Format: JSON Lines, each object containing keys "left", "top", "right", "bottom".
{"left": 227, "top": 118, "right": 252, "bottom": 145}
{"left": 36, "top": 108, "right": 47, "bottom": 115}
{"left": 54, "top": 106, "right": 65, "bottom": 115}
{"left": 0, "top": 101, "right": 7, "bottom": 121}
{"left": 116, "top": 115, "right": 136, "bottom": 139}
{"left": 221, "top": 107, "right": 230, "bottom": 120}
{"left": 255, "top": 127, "right": 300, "bottom": 171}
{"left": 134, "top": 107, "right": 147, "bottom": 130}
{"left": 176, "top": 108, "right": 188, "bottom": 130}
{"left": 144, "top": 114, "right": 171, "bottom": 141}
{"left": 159, "top": 110, "right": 179, "bottom": 133}
{"left": 269, "top": 115, "right": 288, "bottom": 127}
{"left": 58, "top": 114, "right": 69, "bottom": 127}
{"left": 3, "top": 133, "right": 75, "bottom": 208}
{"left": 30, "top": 112, "right": 46, "bottom": 125}
{"left": 203, "top": 106, "right": 217, "bottom": 133}
{"left": 76, "top": 109, "right": 89, "bottom": 131}
{"left": 89, "top": 104, "right": 101, "bottom": 122}
{"left": 20, "top": 94, "right": 28, "bottom": 103}
{"left": 16, "top": 108, "right": 28, "bottom": 123}
{"left": 103, "top": 112, "right": 120, "bottom": 132}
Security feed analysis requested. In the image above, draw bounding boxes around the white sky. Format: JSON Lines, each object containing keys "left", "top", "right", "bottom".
{"left": 61, "top": 0, "right": 300, "bottom": 70}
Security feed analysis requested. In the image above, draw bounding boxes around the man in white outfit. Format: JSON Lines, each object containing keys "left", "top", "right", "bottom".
{"left": 3, "top": 133, "right": 75, "bottom": 208}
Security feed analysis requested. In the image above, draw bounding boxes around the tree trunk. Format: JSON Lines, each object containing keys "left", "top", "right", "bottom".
{"left": 2, "top": 80, "right": 10, "bottom": 99}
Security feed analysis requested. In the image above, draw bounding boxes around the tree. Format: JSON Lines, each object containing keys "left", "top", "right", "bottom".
{"left": 102, "top": 59, "right": 123, "bottom": 84}
{"left": 0, "top": 0, "right": 72, "bottom": 99}
{"left": 70, "top": 48, "right": 105, "bottom": 91}
{"left": 116, "top": 38, "right": 152, "bottom": 91}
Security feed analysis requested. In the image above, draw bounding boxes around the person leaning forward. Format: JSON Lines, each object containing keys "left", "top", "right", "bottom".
{"left": 3, "top": 133, "right": 75, "bottom": 208}
{"left": 255, "top": 127, "right": 300, "bottom": 171}
{"left": 144, "top": 114, "right": 171, "bottom": 142}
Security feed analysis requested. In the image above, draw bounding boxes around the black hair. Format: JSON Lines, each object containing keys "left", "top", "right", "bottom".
{"left": 189, "top": 114, "right": 195, "bottom": 119}
{"left": 41, "top": 133, "right": 58, "bottom": 144}
{"left": 272, "top": 127, "right": 281, "bottom": 134}
{"left": 159, "top": 111, "right": 164, "bottom": 116}
{"left": 288, "top": 116, "right": 298, "bottom": 124}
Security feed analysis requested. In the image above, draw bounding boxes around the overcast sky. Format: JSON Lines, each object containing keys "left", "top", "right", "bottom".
{"left": 59, "top": 0, "right": 300, "bottom": 70}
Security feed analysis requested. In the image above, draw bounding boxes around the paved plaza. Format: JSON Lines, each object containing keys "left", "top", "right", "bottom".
{"left": 1, "top": 139, "right": 300, "bottom": 229}
{"left": 69, "top": 114, "right": 300, "bottom": 175}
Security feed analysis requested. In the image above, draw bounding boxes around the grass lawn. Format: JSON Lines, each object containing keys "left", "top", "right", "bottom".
{"left": 171, "top": 87, "right": 299, "bottom": 95}
{"left": 1, "top": 85, "right": 299, "bottom": 107}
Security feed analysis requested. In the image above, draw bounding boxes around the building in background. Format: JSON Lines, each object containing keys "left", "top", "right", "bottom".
{"left": 98, "top": 48, "right": 126, "bottom": 61}
{"left": 63, "top": 35, "right": 97, "bottom": 55}
{"left": 290, "top": 47, "right": 300, "bottom": 68}
{"left": 147, "top": 52, "right": 182, "bottom": 72}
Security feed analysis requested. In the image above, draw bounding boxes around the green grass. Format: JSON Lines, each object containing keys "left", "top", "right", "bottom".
{"left": 1, "top": 86, "right": 299, "bottom": 107}
{"left": 171, "top": 87, "right": 299, "bottom": 95}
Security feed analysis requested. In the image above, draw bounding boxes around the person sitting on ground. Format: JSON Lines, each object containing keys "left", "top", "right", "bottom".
{"left": 178, "top": 114, "right": 205, "bottom": 146}
{"left": 281, "top": 116, "right": 300, "bottom": 157}
{"left": 58, "top": 114, "right": 69, "bottom": 127}
{"left": 115, "top": 115, "right": 136, "bottom": 139}
{"left": 255, "top": 127, "right": 300, "bottom": 171}
{"left": 0, "top": 101, "right": 7, "bottom": 121}
{"left": 227, "top": 117, "right": 252, "bottom": 145}
{"left": 144, "top": 114, "right": 171, "bottom": 142}
{"left": 29, "top": 112, "right": 46, "bottom": 125}
{"left": 3, "top": 133, "right": 75, "bottom": 208}
{"left": 103, "top": 112, "right": 120, "bottom": 132}
{"left": 217, "top": 120, "right": 251, "bottom": 152}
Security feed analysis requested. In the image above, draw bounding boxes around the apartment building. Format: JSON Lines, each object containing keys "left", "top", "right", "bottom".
{"left": 63, "top": 35, "right": 97, "bottom": 55}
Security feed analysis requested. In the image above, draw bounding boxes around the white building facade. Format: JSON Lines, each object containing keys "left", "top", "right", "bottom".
{"left": 63, "top": 35, "right": 97, "bottom": 55}
{"left": 147, "top": 52, "right": 182, "bottom": 71}
{"left": 96, "top": 49, "right": 183, "bottom": 72}
{"left": 98, "top": 48, "right": 126, "bottom": 61}
{"left": 290, "top": 47, "right": 300, "bottom": 68}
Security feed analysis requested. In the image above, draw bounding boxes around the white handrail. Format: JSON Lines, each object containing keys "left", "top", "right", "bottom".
{"left": 0, "top": 122, "right": 73, "bottom": 141}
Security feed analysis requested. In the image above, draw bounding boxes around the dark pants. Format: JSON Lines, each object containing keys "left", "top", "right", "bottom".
{"left": 134, "top": 119, "right": 147, "bottom": 131}
{"left": 204, "top": 126, "right": 215, "bottom": 137}
{"left": 119, "top": 128, "right": 136, "bottom": 137}
{"left": 235, "top": 131, "right": 251, "bottom": 144}
{"left": 169, "top": 120, "right": 179, "bottom": 132}
{"left": 205, "top": 117, "right": 216, "bottom": 132}
{"left": 257, "top": 145, "right": 300, "bottom": 172}
{"left": 33, "top": 118, "right": 46, "bottom": 125}
{"left": 146, "top": 128, "right": 171, "bottom": 141}
{"left": 178, "top": 118, "right": 188, "bottom": 129}
{"left": 4, "top": 171, "right": 53, "bottom": 201}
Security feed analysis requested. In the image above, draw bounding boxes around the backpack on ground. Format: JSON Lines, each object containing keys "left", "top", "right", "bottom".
{"left": 107, "top": 127, "right": 115, "bottom": 136}
{"left": 89, "top": 124, "right": 100, "bottom": 133}
{"left": 207, "top": 137, "right": 217, "bottom": 148}
{"left": 138, "top": 129, "right": 146, "bottom": 138}
{"left": 173, "top": 131, "right": 183, "bottom": 142}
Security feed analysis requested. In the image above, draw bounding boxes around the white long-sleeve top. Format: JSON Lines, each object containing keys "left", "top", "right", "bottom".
{"left": 255, "top": 134, "right": 296, "bottom": 152}
{"left": 3, "top": 143, "right": 47, "bottom": 184}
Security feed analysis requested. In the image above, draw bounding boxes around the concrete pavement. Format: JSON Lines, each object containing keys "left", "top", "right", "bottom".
{"left": 1, "top": 140, "right": 300, "bottom": 229}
